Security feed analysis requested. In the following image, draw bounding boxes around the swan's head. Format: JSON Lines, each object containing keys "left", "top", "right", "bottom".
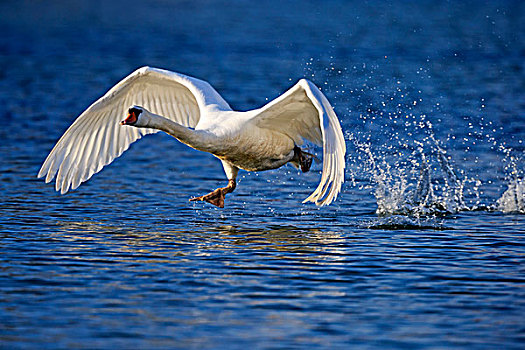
{"left": 121, "top": 106, "right": 146, "bottom": 127}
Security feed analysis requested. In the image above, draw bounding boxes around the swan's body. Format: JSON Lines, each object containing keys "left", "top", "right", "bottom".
{"left": 38, "top": 67, "right": 345, "bottom": 207}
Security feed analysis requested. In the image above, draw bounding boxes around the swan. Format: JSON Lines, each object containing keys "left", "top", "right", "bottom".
{"left": 38, "top": 67, "right": 345, "bottom": 207}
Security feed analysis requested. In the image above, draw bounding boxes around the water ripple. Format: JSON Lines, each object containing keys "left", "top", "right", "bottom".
{"left": 1, "top": 0, "right": 524, "bottom": 349}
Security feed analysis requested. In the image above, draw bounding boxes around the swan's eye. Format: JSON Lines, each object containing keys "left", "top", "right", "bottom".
{"left": 128, "top": 107, "right": 142, "bottom": 116}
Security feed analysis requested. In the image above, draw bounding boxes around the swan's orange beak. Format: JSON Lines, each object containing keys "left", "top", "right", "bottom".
{"left": 121, "top": 112, "right": 137, "bottom": 125}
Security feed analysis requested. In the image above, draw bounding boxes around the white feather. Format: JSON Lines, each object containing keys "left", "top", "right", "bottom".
{"left": 251, "top": 79, "right": 345, "bottom": 205}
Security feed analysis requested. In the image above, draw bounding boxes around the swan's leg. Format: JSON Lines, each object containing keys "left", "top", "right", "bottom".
{"left": 292, "top": 146, "right": 314, "bottom": 173}
{"left": 189, "top": 162, "right": 239, "bottom": 208}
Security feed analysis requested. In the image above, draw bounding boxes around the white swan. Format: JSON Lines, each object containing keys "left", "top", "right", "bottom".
{"left": 38, "top": 67, "right": 345, "bottom": 207}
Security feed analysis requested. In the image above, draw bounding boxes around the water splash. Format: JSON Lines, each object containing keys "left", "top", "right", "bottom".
{"left": 348, "top": 126, "right": 525, "bottom": 217}
{"left": 348, "top": 121, "right": 485, "bottom": 218}
{"left": 497, "top": 179, "right": 525, "bottom": 213}
{"left": 495, "top": 145, "right": 524, "bottom": 213}
{"left": 305, "top": 53, "right": 523, "bottom": 217}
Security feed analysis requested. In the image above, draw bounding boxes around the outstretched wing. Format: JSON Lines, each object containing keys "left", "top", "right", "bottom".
{"left": 38, "top": 66, "right": 231, "bottom": 194}
{"left": 251, "top": 79, "right": 345, "bottom": 206}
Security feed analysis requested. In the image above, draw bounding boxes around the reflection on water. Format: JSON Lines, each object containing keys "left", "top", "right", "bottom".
{"left": 56, "top": 220, "right": 346, "bottom": 259}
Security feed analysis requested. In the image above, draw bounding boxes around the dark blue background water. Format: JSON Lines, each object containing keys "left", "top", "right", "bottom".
{"left": 1, "top": 1, "right": 524, "bottom": 349}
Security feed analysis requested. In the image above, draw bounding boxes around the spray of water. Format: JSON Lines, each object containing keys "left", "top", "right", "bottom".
{"left": 304, "top": 56, "right": 523, "bottom": 217}
{"left": 495, "top": 145, "right": 525, "bottom": 213}
{"left": 347, "top": 122, "right": 523, "bottom": 217}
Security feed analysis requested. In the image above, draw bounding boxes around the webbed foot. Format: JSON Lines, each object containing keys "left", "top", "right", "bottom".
{"left": 293, "top": 146, "right": 314, "bottom": 173}
{"left": 190, "top": 188, "right": 226, "bottom": 208}
{"left": 189, "top": 179, "right": 236, "bottom": 208}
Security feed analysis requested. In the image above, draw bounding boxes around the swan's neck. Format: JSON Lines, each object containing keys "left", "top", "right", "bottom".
{"left": 143, "top": 112, "right": 212, "bottom": 151}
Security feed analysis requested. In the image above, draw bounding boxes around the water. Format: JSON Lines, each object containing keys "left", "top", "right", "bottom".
{"left": 1, "top": 0, "right": 524, "bottom": 348}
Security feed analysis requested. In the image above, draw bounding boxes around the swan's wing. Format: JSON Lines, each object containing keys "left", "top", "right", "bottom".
{"left": 38, "top": 66, "right": 231, "bottom": 194}
{"left": 250, "top": 79, "right": 346, "bottom": 206}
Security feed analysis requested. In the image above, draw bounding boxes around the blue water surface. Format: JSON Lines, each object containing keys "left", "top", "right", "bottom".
{"left": 1, "top": 1, "right": 524, "bottom": 349}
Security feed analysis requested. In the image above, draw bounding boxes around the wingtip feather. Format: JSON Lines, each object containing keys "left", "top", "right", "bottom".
{"left": 37, "top": 167, "right": 46, "bottom": 179}
{"left": 300, "top": 80, "right": 346, "bottom": 207}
